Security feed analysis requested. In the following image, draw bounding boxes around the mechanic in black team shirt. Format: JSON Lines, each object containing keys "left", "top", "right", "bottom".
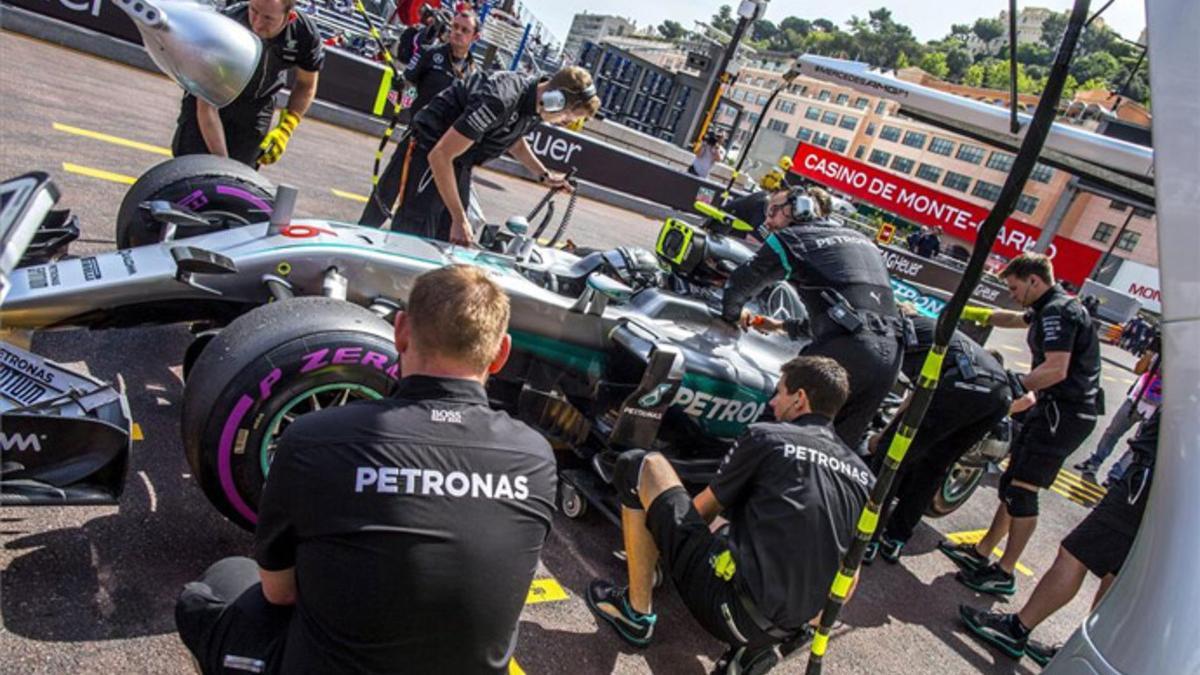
{"left": 722, "top": 187, "right": 904, "bottom": 450}
{"left": 939, "top": 253, "right": 1101, "bottom": 597}
{"left": 359, "top": 66, "right": 600, "bottom": 241}
{"left": 588, "top": 356, "right": 871, "bottom": 674}
{"left": 171, "top": 0, "right": 324, "bottom": 167}
{"left": 175, "top": 265, "right": 557, "bottom": 674}
{"left": 359, "top": 9, "right": 480, "bottom": 228}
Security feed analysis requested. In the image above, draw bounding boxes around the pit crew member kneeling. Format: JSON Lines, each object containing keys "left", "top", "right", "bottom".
{"left": 175, "top": 265, "right": 557, "bottom": 674}
{"left": 587, "top": 356, "right": 871, "bottom": 674}
{"left": 722, "top": 188, "right": 904, "bottom": 450}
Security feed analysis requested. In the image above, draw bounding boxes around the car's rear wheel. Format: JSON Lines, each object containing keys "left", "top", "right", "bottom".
{"left": 181, "top": 297, "right": 397, "bottom": 529}
{"left": 926, "top": 461, "right": 986, "bottom": 517}
{"left": 116, "top": 155, "right": 275, "bottom": 248}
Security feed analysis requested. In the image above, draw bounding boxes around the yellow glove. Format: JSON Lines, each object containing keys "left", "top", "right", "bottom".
{"left": 961, "top": 305, "right": 994, "bottom": 325}
{"left": 258, "top": 110, "right": 300, "bottom": 165}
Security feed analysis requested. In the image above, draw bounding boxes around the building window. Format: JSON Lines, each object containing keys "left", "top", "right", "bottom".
{"left": 756, "top": 94, "right": 769, "bottom": 105}
{"left": 916, "top": 163, "right": 942, "bottom": 182}
{"left": 747, "top": 113, "right": 760, "bottom": 126}
{"left": 901, "top": 131, "right": 927, "bottom": 149}
{"left": 805, "top": 106, "right": 821, "bottom": 120}
{"left": 943, "top": 171, "right": 971, "bottom": 192}
{"left": 855, "top": 145, "right": 866, "bottom": 159}
{"left": 796, "top": 127, "right": 812, "bottom": 141}
{"left": 812, "top": 132, "right": 831, "bottom": 147}
{"left": 818, "top": 89, "right": 832, "bottom": 101}
{"left": 839, "top": 115, "right": 858, "bottom": 131}
{"left": 928, "top": 137, "right": 955, "bottom": 156}
{"left": 972, "top": 180, "right": 1003, "bottom": 201}
{"left": 879, "top": 125, "right": 902, "bottom": 142}
{"left": 1092, "top": 222, "right": 1116, "bottom": 243}
{"left": 854, "top": 96, "right": 870, "bottom": 110}
{"left": 865, "top": 122, "right": 877, "bottom": 136}
{"left": 766, "top": 119, "right": 789, "bottom": 134}
{"left": 890, "top": 156, "right": 915, "bottom": 174}
{"left": 1133, "top": 206, "right": 1154, "bottom": 219}
{"left": 875, "top": 100, "right": 887, "bottom": 114}
{"left": 956, "top": 144, "right": 986, "bottom": 164}
{"left": 835, "top": 93, "right": 849, "bottom": 105}
{"left": 775, "top": 99, "right": 796, "bottom": 114}
{"left": 1116, "top": 230, "right": 1141, "bottom": 252}
{"left": 1030, "top": 163, "right": 1054, "bottom": 183}
{"left": 829, "top": 137, "right": 849, "bottom": 153}
{"left": 821, "top": 111, "right": 839, "bottom": 125}
{"left": 1015, "top": 194, "right": 1039, "bottom": 215}
{"left": 868, "top": 149, "right": 891, "bottom": 167}
{"left": 986, "top": 151, "right": 1015, "bottom": 172}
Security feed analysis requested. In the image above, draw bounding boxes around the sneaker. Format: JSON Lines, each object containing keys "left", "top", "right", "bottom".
{"left": 862, "top": 541, "right": 879, "bottom": 565}
{"left": 957, "top": 563, "right": 1017, "bottom": 596}
{"left": 712, "top": 644, "right": 781, "bottom": 675}
{"left": 586, "top": 579, "right": 657, "bottom": 647}
{"left": 1073, "top": 460, "right": 1098, "bottom": 473}
{"left": 879, "top": 537, "right": 904, "bottom": 564}
{"left": 937, "top": 541, "right": 989, "bottom": 572}
{"left": 1025, "top": 639, "right": 1059, "bottom": 667}
{"left": 958, "top": 605, "right": 1028, "bottom": 659}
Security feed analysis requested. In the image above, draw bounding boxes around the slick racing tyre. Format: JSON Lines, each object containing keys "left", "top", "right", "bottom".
{"left": 926, "top": 460, "right": 986, "bottom": 518}
{"left": 181, "top": 297, "right": 397, "bottom": 530}
{"left": 116, "top": 155, "right": 275, "bottom": 248}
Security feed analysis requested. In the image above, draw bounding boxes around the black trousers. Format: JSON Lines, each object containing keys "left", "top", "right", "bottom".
{"left": 176, "top": 556, "right": 292, "bottom": 675}
{"left": 358, "top": 135, "right": 472, "bottom": 239}
{"left": 803, "top": 330, "right": 903, "bottom": 451}
{"left": 172, "top": 108, "right": 272, "bottom": 168}
{"left": 872, "top": 376, "right": 1011, "bottom": 543}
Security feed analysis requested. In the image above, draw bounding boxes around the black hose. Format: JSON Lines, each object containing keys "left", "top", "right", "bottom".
{"left": 803, "top": 1, "right": 1092, "bottom": 672}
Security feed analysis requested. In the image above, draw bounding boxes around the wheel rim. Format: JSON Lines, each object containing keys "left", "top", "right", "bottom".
{"left": 259, "top": 383, "right": 383, "bottom": 476}
{"left": 941, "top": 465, "right": 984, "bottom": 505}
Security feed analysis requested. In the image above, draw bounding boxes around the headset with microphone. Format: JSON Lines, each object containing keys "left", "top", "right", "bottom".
{"left": 541, "top": 83, "right": 598, "bottom": 113}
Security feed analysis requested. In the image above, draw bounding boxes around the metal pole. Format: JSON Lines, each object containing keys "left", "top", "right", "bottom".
{"left": 1008, "top": 0, "right": 1019, "bottom": 134}
{"left": 510, "top": 22, "right": 531, "bottom": 70}
{"left": 692, "top": 2, "right": 762, "bottom": 151}
{"left": 804, "top": 1, "right": 1092, "bottom": 672}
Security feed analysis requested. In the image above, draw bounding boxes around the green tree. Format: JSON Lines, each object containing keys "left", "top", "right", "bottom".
{"left": 1016, "top": 42, "right": 1053, "bottom": 67}
{"left": 779, "top": 17, "right": 811, "bottom": 36}
{"left": 1071, "top": 51, "right": 1121, "bottom": 84}
{"left": 1061, "top": 74, "right": 1079, "bottom": 100}
{"left": 946, "top": 48, "right": 972, "bottom": 80}
{"left": 846, "top": 8, "right": 924, "bottom": 69}
{"left": 812, "top": 18, "right": 836, "bottom": 33}
{"left": 896, "top": 51, "right": 910, "bottom": 69}
{"left": 919, "top": 51, "right": 949, "bottom": 78}
{"left": 948, "top": 23, "right": 972, "bottom": 39}
{"left": 657, "top": 20, "right": 686, "bottom": 40}
{"left": 1040, "top": 11, "right": 1067, "bottom": 49}
{"left": 751, "top": 19, "right": 778, "bottom": 43}
{"left": 1077, "top": 77, "right": 1111, "bottom": 93}
{"left": 972, "top": 17, "right": 1004, "bottom": 45}
{"left": 964, "top": 63, "right": 985, "bottom": 87}
{"left": 711, "top": 5, "right": 735, "bottom": 33}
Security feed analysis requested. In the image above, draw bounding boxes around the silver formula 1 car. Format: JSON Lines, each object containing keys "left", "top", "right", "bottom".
{"left": 1, "top": 157, "right": 813, "bottom": 529}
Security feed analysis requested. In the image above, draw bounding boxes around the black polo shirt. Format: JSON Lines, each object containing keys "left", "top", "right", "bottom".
{"left": 901, "top": 315, "right": 1007, "bottom": 385}
{"left": 176, "top": 3, "right": 323, "bottom": 130}
{"left": 411, "top": 71, "right": 543, "bottom": 165}
{"left": 1025, "top": 284, "right": 1101, "bottom": 405}
{"left": 710, "top": 415, "right": 872, "bottom": 628}
{"left": 255, "top": 376, "right": 557, "bottom": 674}
{"left": 405, "top": 42, "right": 476, "bottom": 118}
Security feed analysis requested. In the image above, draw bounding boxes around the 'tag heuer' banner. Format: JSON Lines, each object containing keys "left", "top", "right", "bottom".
{"left": 791, "top": 143, "right": 1102, "bottom": 285}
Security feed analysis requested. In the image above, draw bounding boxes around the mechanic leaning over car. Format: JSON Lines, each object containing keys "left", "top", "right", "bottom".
{"left": 358, "top": 66, "right": 599, "bottom": 242}
{"left": 359, "top": 9, "right": 480, "bottom": 228}
{"left": 939, "top": 252, "right": 1101, "bottom": 597}
{"left": 722, "top": 187, "right": 904, "bottom": 450}
{"left": 588, "top": 356, "right": 871, "bottom": 675}
{"left": 859, "top": 310, "right": 1014, "bottom": 564}
{"left": 175, "top": 265, "right": 557, "bottom": 674}
{"left": 170, "top": 0, "right": 324, "bottom": 167}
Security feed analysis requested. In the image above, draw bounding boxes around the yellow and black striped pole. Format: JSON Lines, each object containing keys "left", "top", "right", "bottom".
{"left": 804, "top": 0, "right": 1092, "bottom": 671}
{"left": 351, "top": 0, "right": 409, "bottom": 216}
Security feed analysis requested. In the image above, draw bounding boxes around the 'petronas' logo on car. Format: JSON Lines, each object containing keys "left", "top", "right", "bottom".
{"left": 638, "top": 383, "right": 673, "bottom": 408}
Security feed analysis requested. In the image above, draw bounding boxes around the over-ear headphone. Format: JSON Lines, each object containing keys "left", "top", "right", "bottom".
{"left": 786, "top": 188, "right": 818, "bottom": 223}
{"left": 541, "top": 83, "right": 597, "bottom": 113}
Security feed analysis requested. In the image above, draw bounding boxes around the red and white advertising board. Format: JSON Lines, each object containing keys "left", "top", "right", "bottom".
{"left": 790, "top": 143, "right": 1103, "bottom": 286}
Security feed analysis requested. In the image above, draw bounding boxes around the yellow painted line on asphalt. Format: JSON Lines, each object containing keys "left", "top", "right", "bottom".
{"left": 944, "top": 530, "right": 1033, "bottom": 576}
{"left": 62, "top": 162, "right": 137, "bottom": 185}
{"left": 1122, "top": 378, "right": 1136, "bottom": 385}
{"left": 1055, "top": 470, "right": 1106, "bottom": 498}
{"left": 525, "top": 577, "right": 569, "bottom": 605}
{"left": 53, "top": 122, "right": 172, "bottom": 156}
{"left": 508, "top": 658, "right": 526, "bottom": 675}
{"left": 1000, "top": 345, "right": 1023, "bottom": 353}
{"left": 331, "top": 188, "right": 369, "bottom": 203}
{"left": 1103, "top": 375, "right": 1119, "bottom": 384}
{"left": 131, "top": 423, "right": 144, "bottom": 441}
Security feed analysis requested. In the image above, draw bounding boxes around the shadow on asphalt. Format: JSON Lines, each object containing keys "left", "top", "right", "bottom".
{"left": 2, "top": 326, "right": 252, "bottom": 642}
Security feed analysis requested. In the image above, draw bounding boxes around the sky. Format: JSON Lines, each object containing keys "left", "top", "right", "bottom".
{"left": 520, "top": 0, "right": 1147, "bottom": 47}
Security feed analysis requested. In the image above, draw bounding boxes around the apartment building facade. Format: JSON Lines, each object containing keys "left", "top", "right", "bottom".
{"left": 563, "top": 13, "right": 636, "bottom": 63}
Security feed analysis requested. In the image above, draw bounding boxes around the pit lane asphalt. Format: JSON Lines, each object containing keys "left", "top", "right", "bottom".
{"left": 0, "top": 31, "right": 1147, "bottom": 674}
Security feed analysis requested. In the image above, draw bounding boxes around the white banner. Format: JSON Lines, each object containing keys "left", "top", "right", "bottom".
{"left": 1110, "top": 259, "right": 1162, "bottom": 312}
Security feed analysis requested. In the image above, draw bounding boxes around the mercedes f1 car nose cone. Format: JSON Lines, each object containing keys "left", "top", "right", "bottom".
{"left": 113, "top": 0, "right": 261, "bottom": 108}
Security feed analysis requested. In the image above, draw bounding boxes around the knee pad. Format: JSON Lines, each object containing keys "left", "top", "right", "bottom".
{"left": 612, "top": 449, "right": 649, "bottom": 509}
{"left": 1003, "top": 483, "right": 1039, "bottom": 517}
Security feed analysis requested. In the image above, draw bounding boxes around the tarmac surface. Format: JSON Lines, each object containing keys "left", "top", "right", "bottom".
{"left": 0, "top": 31, "right": 1149, "bottom": 674}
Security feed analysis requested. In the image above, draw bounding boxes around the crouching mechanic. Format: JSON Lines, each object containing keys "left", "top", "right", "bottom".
{"left": 587, "top": 356, "right": 872, "bottom": 674}
{"left": 722, "top": 188, "right": 904, "bottom": 450}
{"left": 171, "top": 0, "right": 324, "bottom": 167}
{"left": 175, "top": 265, "right": 557, "bottom": 674}
{"left": 939, "top": 253, "right": 1101, "bottom": 596}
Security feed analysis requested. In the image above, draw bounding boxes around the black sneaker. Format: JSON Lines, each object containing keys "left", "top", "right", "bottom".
{"left": 586, "top": 579, "right": 657, "bottom": 647}
{"left": 1025, "top": 639, "right": 1059, "bottom": 667}
{"left": 1073, "top": 460, "right": 1098, "bottom": 473}
{"left": 862, "top": 541, "right": 879, "bottom": 565}
{"left": 879, "top": 537, "right": 904, "bottom": 564}
{"left": 937, "top": 541, "right": 989, "bottom": 571}
{"left": 958, "top": 605, "right": 1028, "bottom": 659}
{"left": 957, "top": 562, "right": 1017, "bottom": 596}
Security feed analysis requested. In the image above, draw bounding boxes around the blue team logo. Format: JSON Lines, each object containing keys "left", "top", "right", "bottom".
{"left": 638, "top": 383, "right": 673, "bottom": 408}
